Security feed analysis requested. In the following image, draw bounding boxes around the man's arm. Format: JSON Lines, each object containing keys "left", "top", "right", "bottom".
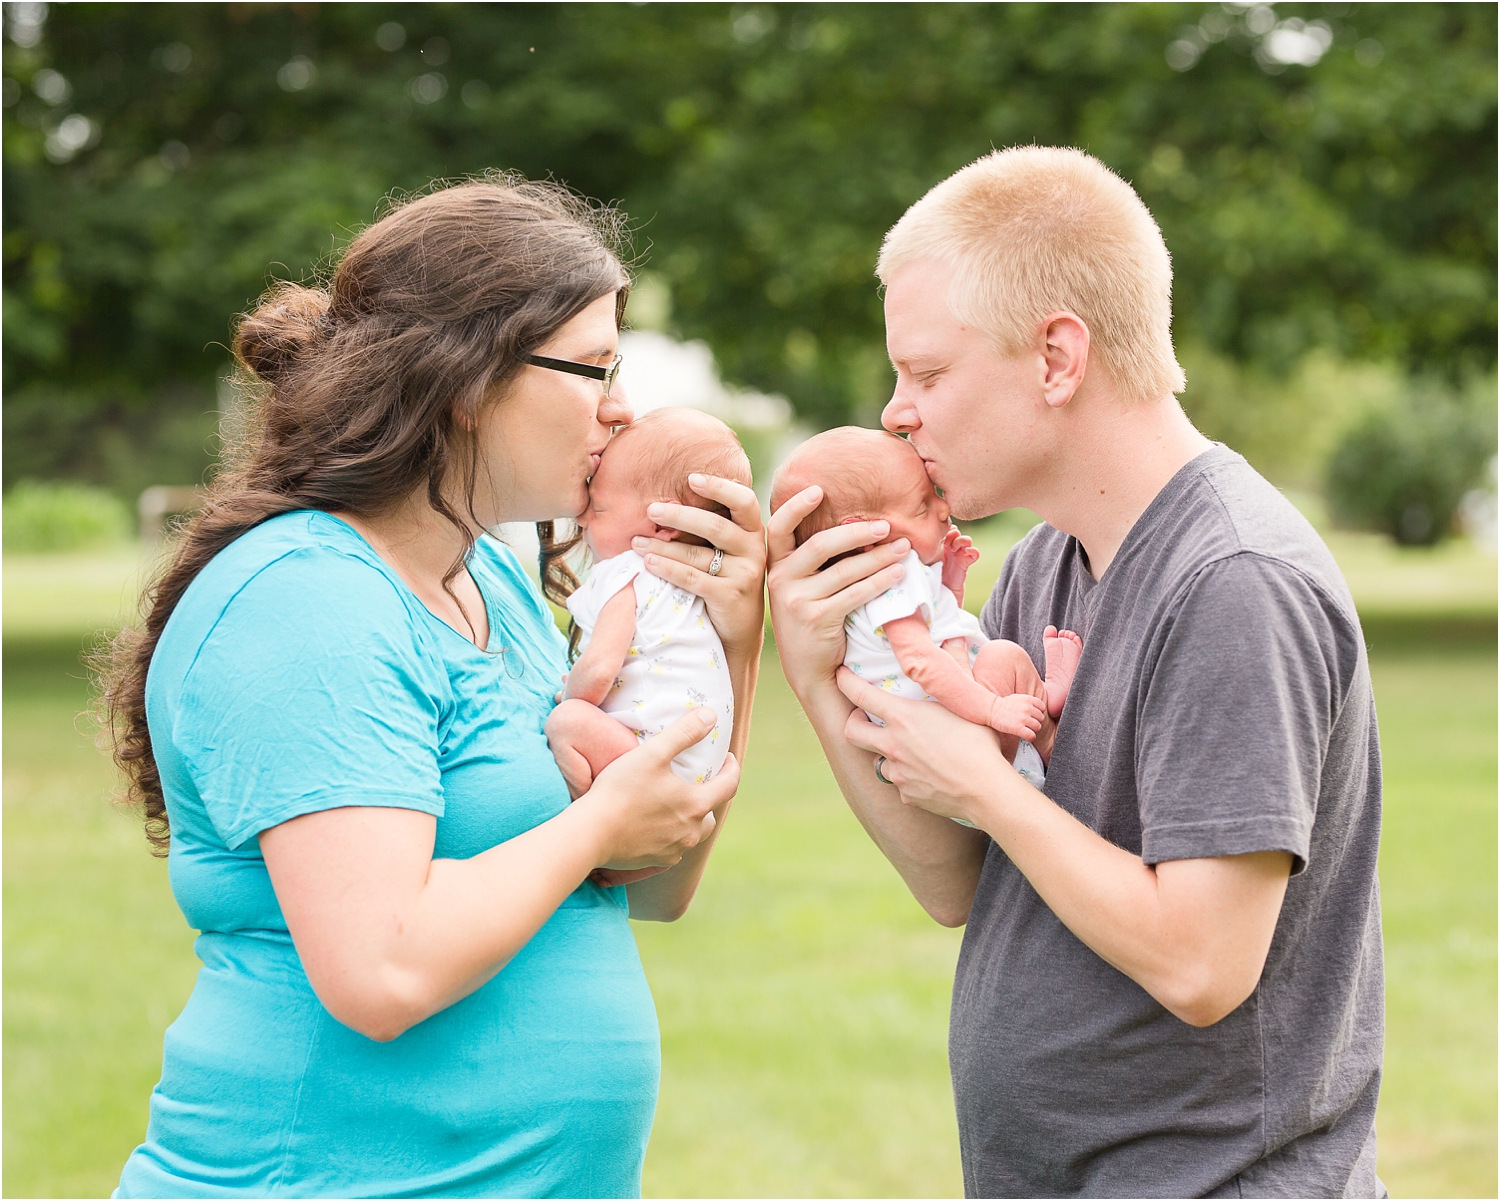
{"left": 837, "top": 669, "right": 1291, "bottom": 1025}
{"left": 564, "top": 584, "right": 636, "bottom": 704}
{"left": 767, "top": 488, "right": 989, "bottom": 927}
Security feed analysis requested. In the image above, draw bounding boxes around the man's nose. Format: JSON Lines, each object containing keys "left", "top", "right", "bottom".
{"left": 881, "top": 384, "right": 919, "bottom": 434}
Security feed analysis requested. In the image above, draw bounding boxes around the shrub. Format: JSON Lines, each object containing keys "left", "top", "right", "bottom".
{"left": 3, "top": 480, "right": 133, "bottom": 553}
{"left": 1325, "top": 380, "right": 1497, "bottom": 546}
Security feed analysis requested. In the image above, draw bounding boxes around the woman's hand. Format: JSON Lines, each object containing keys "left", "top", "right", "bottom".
{"left": 573, "top": 708, "right": 741, "bottom": 871}
{"left": 766, "top": 485, "right": 911, "bottom": 699}
{"left": 627, "top": 474, "right": 766, "bottom": 658}
{"left": 262, "top": 709, "right": 739, "bottom": 1041}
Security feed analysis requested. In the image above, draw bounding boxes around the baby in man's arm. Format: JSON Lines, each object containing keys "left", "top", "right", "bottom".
{"left": 546, "top": 407, "right": 753, "bottom": 797}
{"left": 770, "top": 426, "right": 1082, "bottom": 790}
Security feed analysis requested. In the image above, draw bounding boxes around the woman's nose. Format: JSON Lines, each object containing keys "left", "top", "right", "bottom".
{"left": 600, "top": 386, "right": 633, "bottom": 428}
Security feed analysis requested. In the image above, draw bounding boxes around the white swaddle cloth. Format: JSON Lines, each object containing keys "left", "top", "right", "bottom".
{"left": 565, "top": 550, "right": 734, "bottom": 784}
{"left": 843, "top": 549, "right": 1046, "bottom": 794}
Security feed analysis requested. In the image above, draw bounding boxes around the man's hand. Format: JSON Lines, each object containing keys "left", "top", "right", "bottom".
{"left": 836, "top": 666, "right": 1293, "bottom": 1027}
{"left": 766, "top": 486, "right": 910, "bottom": 697}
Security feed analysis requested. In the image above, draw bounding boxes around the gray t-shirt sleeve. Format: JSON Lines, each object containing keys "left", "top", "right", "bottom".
{"left": 1137, "top": 553, "right": 1347, "bottom": 874}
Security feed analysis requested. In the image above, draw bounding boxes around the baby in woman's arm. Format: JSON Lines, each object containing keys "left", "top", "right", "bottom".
{"left": 546, "top": 407, "right": 754, "bottom": 797}
{"left": 770, "top": 426, "right": 1082, "bottom": 788}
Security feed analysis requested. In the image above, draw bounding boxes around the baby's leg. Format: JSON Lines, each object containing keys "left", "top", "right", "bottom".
{"left": 1042, "top": 625, "right": 1085, "bottom": 719}
{"left": 545, "top": 698, "right": 641, "bottom": 799}
{"left": 972, "top": 639, "right": 1050, "bottom": 762}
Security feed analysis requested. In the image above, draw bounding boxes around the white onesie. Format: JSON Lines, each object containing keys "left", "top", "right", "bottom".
{"left": 565, "top": 550, "right": 733, "bottom": 784}
{"left": 843, "top": 549, "right": 1046, "bottom": 792}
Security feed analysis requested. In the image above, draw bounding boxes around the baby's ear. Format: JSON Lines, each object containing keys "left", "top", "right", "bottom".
{"left": 650, "top": 524, "right": 682, "bottom": 542}
{"left": 838, "top": 515, "right": 866, "bottom": 527}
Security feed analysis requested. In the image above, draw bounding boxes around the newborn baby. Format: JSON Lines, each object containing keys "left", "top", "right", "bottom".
{"left": 546, "top": 407, "right": 753, "bottom": 796}
{"left": 770, "top": 427, "right": 1082, "bottom": 788}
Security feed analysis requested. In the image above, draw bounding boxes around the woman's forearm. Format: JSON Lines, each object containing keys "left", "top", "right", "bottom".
{"left": 265, "top": 803, "right": 609, "bottom": 1042}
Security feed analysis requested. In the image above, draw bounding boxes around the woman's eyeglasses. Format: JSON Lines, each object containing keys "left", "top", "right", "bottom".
{"left": 525, "top": 353, "right": 623, "bottom": 398}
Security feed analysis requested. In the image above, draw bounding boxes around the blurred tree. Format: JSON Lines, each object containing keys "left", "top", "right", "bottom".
{"left": 3, "top": 2, "right": 1494, "bottom": 491}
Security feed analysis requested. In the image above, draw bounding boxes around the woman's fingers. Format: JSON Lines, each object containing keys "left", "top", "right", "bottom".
{"left": 687, "top": 474, "right": 762, "bottom": 533}
{"left": 647, "top": 708, "right": 719, "bottom": 766}
{"left": 646, "top": 500, "right": 759, "bottom": 559}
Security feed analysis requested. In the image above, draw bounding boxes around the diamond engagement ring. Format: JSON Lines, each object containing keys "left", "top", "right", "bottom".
{"left": 874, "top": 756, "right": 891, "bottom": 785}
{"left": 707, "top": 547, "right": 725, "bottom": 576}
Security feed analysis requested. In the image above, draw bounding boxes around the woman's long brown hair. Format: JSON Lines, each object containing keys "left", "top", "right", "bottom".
{"left": 96, "top": 175, "right": 628, "bottom": 854}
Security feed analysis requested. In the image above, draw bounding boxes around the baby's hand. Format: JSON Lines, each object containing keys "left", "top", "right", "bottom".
{"left": 941, "top": 528, "right": 980, "bottom": 602}
{"left": 987, "top": 691, "right": 1046, "bottom": 741}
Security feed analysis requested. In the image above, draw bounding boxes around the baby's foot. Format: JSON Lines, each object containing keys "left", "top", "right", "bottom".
{"left": 1042, "top": 625, "right": 1084, "bottom": 720}
{"left": 988, "top": 691, "right": 1046, "bottom": 741}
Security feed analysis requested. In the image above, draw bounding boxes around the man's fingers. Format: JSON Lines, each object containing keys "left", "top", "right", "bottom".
{"left": 767, "top": 485, "right": 823, "bottom": 563}
{"left": 835, "top": 666, "right": 899, "bottom": 729}
{"left": 841, "top": 704, "right": 892, "bottom": 758}
{"left": 789, "top": 520, "right": 895, "bottom": 578}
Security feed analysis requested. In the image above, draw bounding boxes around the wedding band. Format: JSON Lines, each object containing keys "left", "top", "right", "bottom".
{"left": 874, "top": 756, "right": 891, "bottom": 785}
{"left": 707, "top": 547, "right": 725, "bottom": 576}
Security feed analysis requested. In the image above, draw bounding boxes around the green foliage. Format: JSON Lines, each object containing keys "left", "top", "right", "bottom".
{"left": 1325, "top": 378, "right": 1497, "bottom": 545}
{"left": 1, "top": 4, "right": 1494, "bottom": 492}
{"left": 2, "top": 480, "right": 133, "bottom": 553}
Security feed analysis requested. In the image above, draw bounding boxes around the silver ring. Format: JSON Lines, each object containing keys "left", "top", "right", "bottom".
{"left": 874, "top": 756, "right": 891, "bottom": 785}
{"left": 707, "top": 547, "right": 725, "bottom": 577}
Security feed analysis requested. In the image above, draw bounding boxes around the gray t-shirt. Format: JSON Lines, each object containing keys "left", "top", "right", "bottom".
{"left": 957, "top": 446, "right": 1384, "bottom": 1198}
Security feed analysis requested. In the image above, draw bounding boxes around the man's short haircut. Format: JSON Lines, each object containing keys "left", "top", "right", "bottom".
{"left": 609, "top": 406, "right": 752, "bottom": 546}
{"left": 877, "top": 146, "right": 1186, "bottom": 403}
{"left": 769, "top": 426, "right": 919, "bottom": 548}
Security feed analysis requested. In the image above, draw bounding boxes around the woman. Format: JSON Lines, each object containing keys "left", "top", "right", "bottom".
{"left": 101, "top": 177, "right": 766, "bottom": 1197}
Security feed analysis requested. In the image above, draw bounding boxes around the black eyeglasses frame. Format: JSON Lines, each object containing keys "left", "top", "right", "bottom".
{"left": 525, "top": 353, "right": 623, "bottom": 397}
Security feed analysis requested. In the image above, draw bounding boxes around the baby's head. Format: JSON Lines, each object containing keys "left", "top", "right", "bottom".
{"left": 770, "top": 426, "right": 953, "bottom": 565}
{"left": 580, "top": 406, "right": 753, "bottom": 560}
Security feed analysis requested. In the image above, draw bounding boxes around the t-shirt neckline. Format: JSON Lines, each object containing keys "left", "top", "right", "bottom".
{"left": 1067, "top": 443, "right": 1232, "bottom": 593}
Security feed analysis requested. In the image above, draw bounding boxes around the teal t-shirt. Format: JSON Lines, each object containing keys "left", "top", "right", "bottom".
{"left": 116, "top": 511, "right": 660, "bottom": 1199}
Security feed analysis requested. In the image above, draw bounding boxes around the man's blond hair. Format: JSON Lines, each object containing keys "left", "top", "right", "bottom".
{"left": 877, "top": 146, "right": 1186, "bottom": 403}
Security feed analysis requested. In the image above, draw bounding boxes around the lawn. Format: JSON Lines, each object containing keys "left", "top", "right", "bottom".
{"left": 3, "top": 535, "right": 1495, "bottom": 1197}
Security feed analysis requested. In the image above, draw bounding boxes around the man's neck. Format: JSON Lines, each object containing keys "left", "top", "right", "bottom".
{"left": 1032, "top": 396, "right": 1213, "bottom": 581}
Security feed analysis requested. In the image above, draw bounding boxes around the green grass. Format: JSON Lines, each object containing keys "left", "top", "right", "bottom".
{"left": 3, "top": 543, "right": 1496, "bottom": 1198}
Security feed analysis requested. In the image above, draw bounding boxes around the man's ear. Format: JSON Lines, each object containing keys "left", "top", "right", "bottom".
{"left": 1037, "top": 312, "right": 1090, "bottom": 410}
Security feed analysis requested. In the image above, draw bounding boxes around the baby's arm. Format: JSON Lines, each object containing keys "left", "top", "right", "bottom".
{"left": 564, "top": 584, "right": 637, "bottom": 704}
{"left": 884, "top": 614, "right": 1045, "bottom": 741}
{"left": 940, "top": 527, "right": 981, "bottom": 607}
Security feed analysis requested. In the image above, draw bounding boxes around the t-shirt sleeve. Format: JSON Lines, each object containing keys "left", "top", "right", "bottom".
{"left": 863, "top": 550, "right": 939, "bottom": 631}
{"left": 566, "top": 551, "right": 643, "bottom": 633}
{"left": 1137, "top": 554, "right": 1350, "bottom": 875}
{"left": 170, "top": 548, "right": 449, "bottom": 850}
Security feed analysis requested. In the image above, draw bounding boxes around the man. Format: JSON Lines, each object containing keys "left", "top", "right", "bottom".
{"left": 766, "top": 147, "right": 1383, "bottom": 1197}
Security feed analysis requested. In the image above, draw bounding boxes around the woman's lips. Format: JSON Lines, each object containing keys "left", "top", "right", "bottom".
{"left": 587, "top": 454, "right": 602, "bottom": 479}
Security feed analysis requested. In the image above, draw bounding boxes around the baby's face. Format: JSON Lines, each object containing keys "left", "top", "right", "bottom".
{"left": 577, "top": 432, "right": 657, "bottom": 560}
{"left": 875, "top": 449, "right": 954, "bottom": 566}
